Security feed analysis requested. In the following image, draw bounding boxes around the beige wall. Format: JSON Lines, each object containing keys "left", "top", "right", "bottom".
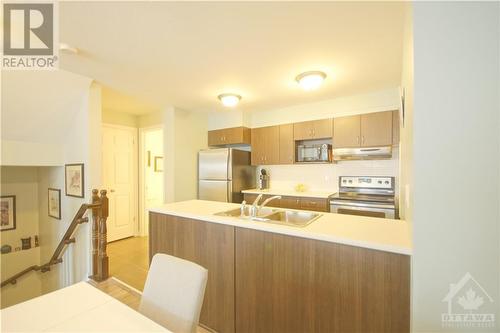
{"left": 163, "top": 108, "right": 208, "bottom": 203}
{"left": 0, "top": 166, "right": 42, "bottom": 308}
{"left": 102, "top": 109, "right": 138, "bottom": 127}
{"left": 138, "top": 111, "right": 164, "bottom": 128}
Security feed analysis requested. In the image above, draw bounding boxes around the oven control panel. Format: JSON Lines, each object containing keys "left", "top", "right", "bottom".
{"left": 339, "top": 176, "right": 393, "bottom": 189}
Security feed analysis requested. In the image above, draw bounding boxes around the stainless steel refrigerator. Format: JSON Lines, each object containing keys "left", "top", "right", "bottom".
{"left": 198, "top": 148, "right": 255, "bottom": 203}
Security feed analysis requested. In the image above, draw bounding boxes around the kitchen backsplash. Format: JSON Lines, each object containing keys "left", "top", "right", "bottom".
{"left": 256, "top": 148, "right": 399, "bottom": 192}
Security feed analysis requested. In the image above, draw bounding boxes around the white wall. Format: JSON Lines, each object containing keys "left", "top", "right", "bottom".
{"left": 412, "top": 2, "right": 499, "bottom": 331}
{"left": 163, "top": 108, "right": 208, "bottom": 203}
{"left": 102, "top": 109, "right": 138, "bottom": 128}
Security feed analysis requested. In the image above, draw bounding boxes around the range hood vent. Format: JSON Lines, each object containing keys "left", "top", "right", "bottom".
{"left": 333, "top": 146, "right": 392, "bottom": 161}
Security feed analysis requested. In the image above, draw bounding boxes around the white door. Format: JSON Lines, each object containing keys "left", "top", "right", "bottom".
{"left": 102, "top": 125, "right": 138, "bottom": 242}
{"left": 142, "top": 128, "right": 164, "bottom": 235}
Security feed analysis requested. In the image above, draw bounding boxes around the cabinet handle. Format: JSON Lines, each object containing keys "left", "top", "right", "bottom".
{"left": 361, "top": 136, "right": 365, "bottom": 144}
{"left": 356, "top": 136, "right": 360, "bottom": 143}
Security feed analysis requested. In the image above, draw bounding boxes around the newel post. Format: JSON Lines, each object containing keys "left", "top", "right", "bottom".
{"left": 91, "top": 189, "right": 100, "bottom": 279}
{"left": 97, "top": 190, "right": 109, "bottom": 281}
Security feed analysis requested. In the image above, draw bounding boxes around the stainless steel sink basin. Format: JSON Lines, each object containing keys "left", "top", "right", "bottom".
{"left": 265, "top": 210, "right": 322, "bottom": 227}
{"left": 214, "top": 207, "right": 276, "bottom": 218}
{"left": 214, "top": 207, "right": 322, "bottom": 227}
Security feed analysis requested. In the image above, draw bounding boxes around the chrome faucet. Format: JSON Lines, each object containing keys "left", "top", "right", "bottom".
{"left": 249, "top": 194, "right": 281, "bottom": 218}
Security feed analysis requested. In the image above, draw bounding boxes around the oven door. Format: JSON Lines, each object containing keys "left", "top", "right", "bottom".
{"left": 330, "top": 200, "right": 395, "bottom": 219}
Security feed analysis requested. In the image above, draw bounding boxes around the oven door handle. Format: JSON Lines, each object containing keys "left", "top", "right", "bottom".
{"left": 330, "top": 200, "right": 395, "bottom": 210}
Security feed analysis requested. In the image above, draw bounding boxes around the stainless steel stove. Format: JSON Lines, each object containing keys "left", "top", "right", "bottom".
{"left": 330, "top": 176, "right": 396, "bottom": 219}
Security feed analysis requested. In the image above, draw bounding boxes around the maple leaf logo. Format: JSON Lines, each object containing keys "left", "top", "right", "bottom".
{"left": 457, "top": 288, "right": 484, "bottom": 310}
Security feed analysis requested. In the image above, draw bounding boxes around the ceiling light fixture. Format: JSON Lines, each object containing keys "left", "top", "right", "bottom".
{"left": 218, "top": 93, "right": 241, "bottom": 107}
{"left": 295, "top": 71, "right": 327, "bottom": 91}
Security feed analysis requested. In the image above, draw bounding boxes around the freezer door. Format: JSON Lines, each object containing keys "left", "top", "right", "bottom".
{"left": 198, "top": 180, "right": 232, "bottom": 202}
{"left": 199, "top": 148, "right": 230, "bottom": 180}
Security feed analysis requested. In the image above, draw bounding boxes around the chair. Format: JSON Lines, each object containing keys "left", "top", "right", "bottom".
{"left": 139, "top": 253, "right": 208, "bottom": 333}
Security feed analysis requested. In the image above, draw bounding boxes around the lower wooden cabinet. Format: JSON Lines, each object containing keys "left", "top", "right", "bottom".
{"left": 149, "top": 213, "right": 235, "bottom": 333}
{"left": 235, "top": 228, "right": 410, "bottom": 333}
{"left": 150, "top": 213, "right": 410, "bottom": 333}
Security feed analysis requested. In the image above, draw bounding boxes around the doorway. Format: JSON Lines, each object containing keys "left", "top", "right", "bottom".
{"left": 102, "top": 124, "right": 138, "bottom": 242}
{"left": 139, "top": 127, "right": 164, "bottom": 236}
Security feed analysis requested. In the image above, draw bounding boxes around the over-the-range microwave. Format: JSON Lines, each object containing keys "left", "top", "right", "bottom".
{"left": 297, "top": 144, "right": 332, "bottom": 163}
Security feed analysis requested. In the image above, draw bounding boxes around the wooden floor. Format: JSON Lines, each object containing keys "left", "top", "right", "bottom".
{"left": 107, "top": 236, "right": 149, "bottom": 291}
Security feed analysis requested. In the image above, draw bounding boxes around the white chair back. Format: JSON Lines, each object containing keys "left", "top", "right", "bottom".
{"left": 139, "top": 253, "right": 208, "bottom": 333}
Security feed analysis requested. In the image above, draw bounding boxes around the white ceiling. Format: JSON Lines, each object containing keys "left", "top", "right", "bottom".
{"left": 59, "top": 2, "right": 405, "bottom": 114}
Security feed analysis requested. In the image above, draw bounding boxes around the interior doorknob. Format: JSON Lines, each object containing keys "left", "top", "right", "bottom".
{"left": 110, "top": 189, "right": 115, "bottom": 193}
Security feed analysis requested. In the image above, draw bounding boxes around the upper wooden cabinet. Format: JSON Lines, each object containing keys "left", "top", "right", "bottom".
{"left": 279, "top": 124, "right": 294, "bottom": 164}
{"left": 333, "top": 115, "right": 361, "bottom": 148}
{"left": 333, "top": 111, "right": 393, "bottom": 148}
{"left": 208, "top": 127, "right": 251, "bottom": 146}
{"left": 360, "top": 111, "right": 393, "bottom": 147}
{"left": 293, "top": 119, "right": 333, "bottom": 141}
{"left": 251, "top": 126, "right": 280, "bottom": 165}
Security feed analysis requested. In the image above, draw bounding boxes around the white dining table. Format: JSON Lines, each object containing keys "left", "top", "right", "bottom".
{"left": 1, "top": 281, "right": 171, "bottom": 332}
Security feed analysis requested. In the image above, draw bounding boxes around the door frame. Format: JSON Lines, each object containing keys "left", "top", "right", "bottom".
{"left": 102, "top": 123, "right": 139, "bottom": 238}
{"left": 139, "top": 125, "right": 164, "bottom": 236}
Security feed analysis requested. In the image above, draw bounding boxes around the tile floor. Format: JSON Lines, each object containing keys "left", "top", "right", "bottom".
{"left": 107, "top": 236, "right": 149, "bottom": 291}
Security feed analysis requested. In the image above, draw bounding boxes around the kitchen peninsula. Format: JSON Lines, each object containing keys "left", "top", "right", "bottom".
{"left": 149, "top": 200, "right": 411, "bottom": 333}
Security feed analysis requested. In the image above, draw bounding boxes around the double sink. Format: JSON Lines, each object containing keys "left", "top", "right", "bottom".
{"left": 214, "top": 206, "right": 322, "bottom": 227}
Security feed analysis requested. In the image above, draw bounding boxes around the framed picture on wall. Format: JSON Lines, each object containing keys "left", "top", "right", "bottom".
{"left": 0, "top": 195, "right": 16, "bottom": 232}
{"left": 65, "top": 163, "right": 85, "bottom": 198}
{"left": 48, "top": 188, "right": 61, "bottom": 219}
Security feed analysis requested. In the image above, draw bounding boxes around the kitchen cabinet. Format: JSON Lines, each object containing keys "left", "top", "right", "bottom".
{"left": 360, "top": 111, "right": 393, "bottom": 147}
{"left": 243, "top": 194, "right": 329, "bottom": 212}
{"left": 279, "top": 124, "right": 294, "bottom": 164}
{"left": 251, "top": 126, "right": 280, "bottom": 165}
{"left": 149, "top": 213, "right": 235, "bottom": 333}
{"left": 150, "top": 212, "right": 411, "bottom": 333}
{"left": 392, "top": 110, "right": 400, "bottom": 145}
{"left": 333, "top": 115, "right": 361, "bottom": 148}
{"left": 333, "top": 111, "right": 393, "bottom": 148}
{"left": 208, "top": 126, "right": 251, "bottom": 146}
{"left": 293, "top": 119, "right": 333, "bottom": 140}
{"left": 235, "top": 228, "right": 410, "bottom": 333}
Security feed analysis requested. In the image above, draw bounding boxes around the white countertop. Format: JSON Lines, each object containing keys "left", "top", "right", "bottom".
{"left": 149, "top": 200, "right": 412, "bottom": 255}
{"left": 242, "top": 188, "right": 335, "bottom": 198}
{"left": 1, "top": 282, "right": 169, "bottom": 332}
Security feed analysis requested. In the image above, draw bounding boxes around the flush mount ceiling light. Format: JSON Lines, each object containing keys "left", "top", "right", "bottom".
{"left": 218, "top": 93, "right": 241, "bottom": 107}
{"left": 295, "top": 71, "right": 327, "bottom": 91}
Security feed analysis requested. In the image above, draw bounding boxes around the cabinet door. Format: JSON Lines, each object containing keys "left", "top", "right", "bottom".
{"left": 235, "top": 228, "right": 410, "bottom": 333}
{"left": 224, "top": 127, "right": 251, "bottom": 145}
{"left": 333, "top": 115, "right": 361, "bottom": 148}
{"left": 299, "top": 197, "right": 329, "bottom": 212}
{"left": 360, "top": 111, "right": 393, "bottom": 147}
{"left": 392, "top": 110, "right": 400, "bottom": 145}
{"left": 293, "top": 121, "right": 313, "bottom": 140}
{"left": 208, "top": 129, "right": 224, "bottom": 146}
{"left": 251, "top": 127, "right": 265, "bottom": 165}
{"left": 279, "top": 124, "right": 294, "bottom": 164}
{"left": 149, "top": 213, "right": 235, "bottom": 333}
{"left": 310, "top": 119, "right": 333, "bottom": 139}
{"left": 262, "top": 126, "right": 280, "bottom": 165}
{"left": 280, "top": 196, "right": 301, "bottom": 210}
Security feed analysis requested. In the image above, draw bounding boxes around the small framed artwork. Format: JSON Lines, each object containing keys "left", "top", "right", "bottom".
{"left": 48, "top": 188, "right": 61, "bottom": 219}
{"left": 1, "top": 195, "right": 16, "bottom": 232}
{"left": 65, "top": 163, "right": 85, "bottom": 198}
{"left": 154, "top": 156, "right": 163, "bottom": 172}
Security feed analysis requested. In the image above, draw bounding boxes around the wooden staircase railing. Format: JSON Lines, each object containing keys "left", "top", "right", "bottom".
{"left": 1, "top": 189, "right": 109, "bottom": 288}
